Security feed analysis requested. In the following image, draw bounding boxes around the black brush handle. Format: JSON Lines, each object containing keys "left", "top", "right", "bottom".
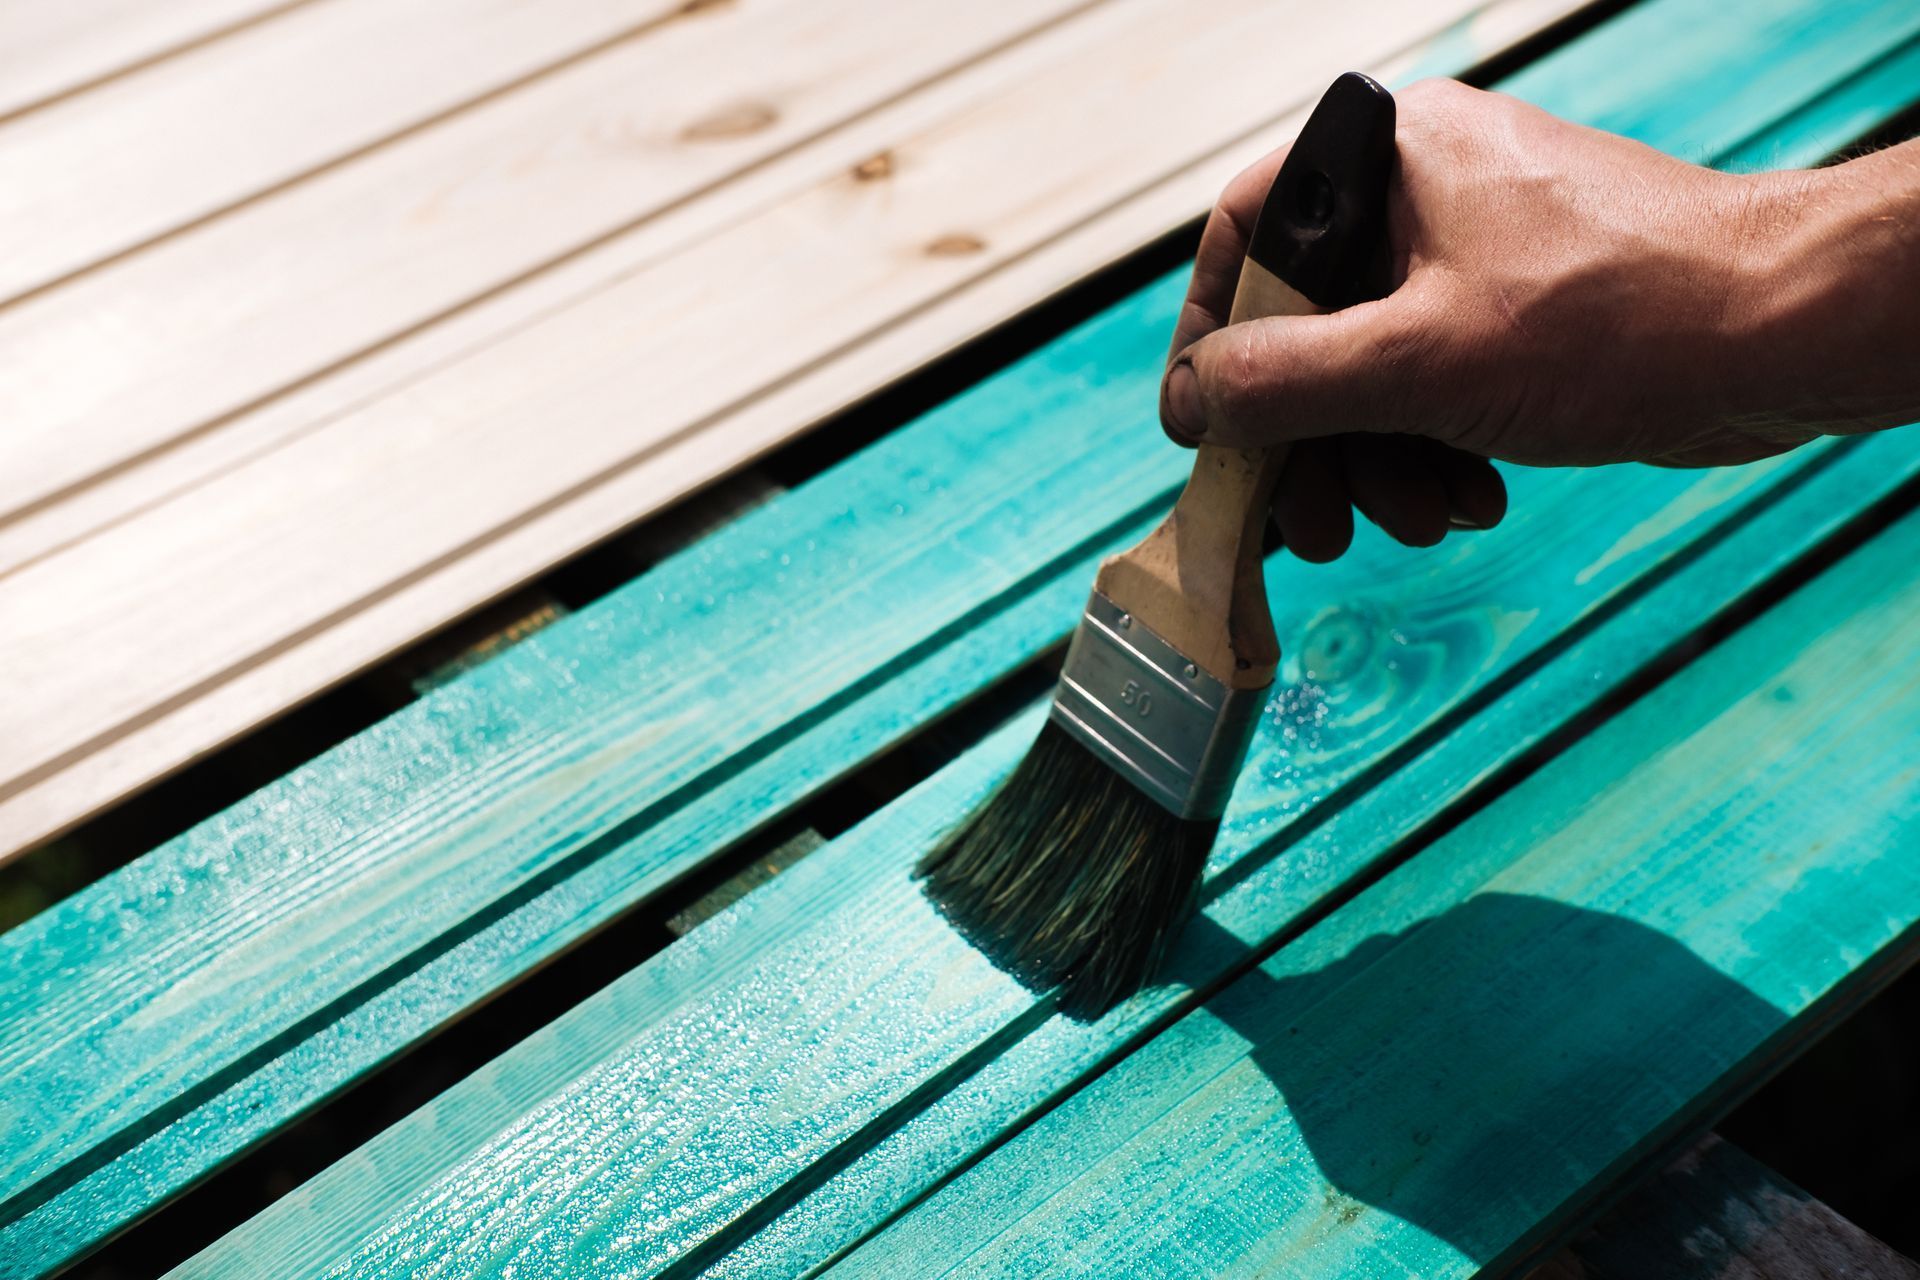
{"left": 1242, "top": 71, "right": 1397, "bottom": 312}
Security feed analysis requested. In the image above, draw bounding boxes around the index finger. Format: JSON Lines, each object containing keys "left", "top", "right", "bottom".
{"left": 1167, "top": 144, "right": 1292, "bottom": 362}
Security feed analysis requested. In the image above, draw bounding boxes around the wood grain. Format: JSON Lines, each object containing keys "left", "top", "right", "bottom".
{"left": 0, "top": 274, "right": 1190, "bottom": 1277}
{"left": 1535, "top": 1134, "right": 1920, "bottom": 1280}
{"left": 0, "top": 0, "right": 1593, "bottom": 853}
{"left": 6, "top": 12, "right": 1917, "bottom": 1267}
{"left": 834, "top": 504, "right": 1920, "bottom": 1280}
{"left": 0, "top": 0, "right": 703, "bottom": 302}
{"left": 0, "top": 0, "right": 1097, "bottom": 522}
{"left": 717, "top": 436, "right": 1920, "bottom": 1280}
{"left": 0, "top": 0, "right": 301, "bottom": 121}
{"left": 165, "top": 438, "right": 1920, "bottom": 1280}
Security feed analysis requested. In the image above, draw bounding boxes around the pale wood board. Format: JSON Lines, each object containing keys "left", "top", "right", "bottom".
{"left": 0, "top": 0, "right": 1598, "bottom": 855}
{"left": 0, "top": 0, "right": 302, "bottom": 121}
{"left": 0, "top": 0, "right": 1099, "bottom": 523}
{"left": 0, "top": 0, "right": 705, "bottom": 302}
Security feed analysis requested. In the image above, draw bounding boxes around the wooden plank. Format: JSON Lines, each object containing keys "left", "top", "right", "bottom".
{"left": 0, "top": 0, "right": 1603, "bottom": 852}
{"left": 5, "top": 14, "right": 1915, "bottom": 1267}
{"left": 0, "top": 0, "right": 708, "bottom": 302}
{"left": 1720, "top": 33, "right": 1920, "bottom": 174}
{"left": 1534, "top": 1134, "right": 1920, "bottom": 1280}
{"left": 164, "top": 438, "right": 1920, "bottom": 1280}
{"left": 0, "top": 273, "right": 1187, "bottom": 1277}
{"left": 0, "top": 0, "right": 300, "bottom": 122}
{"left": 0, "top": 0, "right": 1099, "bottom": 523}
{"left": 0, "top": 0, "right": 1582, "bottom": 582}
{"left": 832, "top": 504, "right": 1920, "bottom": 1280}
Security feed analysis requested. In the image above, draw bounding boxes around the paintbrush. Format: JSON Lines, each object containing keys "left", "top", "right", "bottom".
{"left": 918, "top": 72, "right": 1397, "bottom": 1018}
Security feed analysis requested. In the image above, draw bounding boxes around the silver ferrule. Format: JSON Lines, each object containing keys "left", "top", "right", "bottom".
{"left": 1048, "top": 590, "right": 1267, "bottom": 820}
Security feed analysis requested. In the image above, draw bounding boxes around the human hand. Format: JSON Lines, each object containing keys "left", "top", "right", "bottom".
{"left": 1160, "top": 79, "right": 1862, "bottom": 562}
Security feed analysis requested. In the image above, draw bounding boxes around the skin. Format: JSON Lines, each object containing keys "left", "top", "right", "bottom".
{"left": 1160, "top": 79, "right": 1920, "bottom": 562}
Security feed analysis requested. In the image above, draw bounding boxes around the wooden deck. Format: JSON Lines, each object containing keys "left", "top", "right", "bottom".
{"left": 3, "top": 0, "right": 1919, "bottom": 1277}
{"left": 0, "top": 0, "right": 1593, "bottom": 856}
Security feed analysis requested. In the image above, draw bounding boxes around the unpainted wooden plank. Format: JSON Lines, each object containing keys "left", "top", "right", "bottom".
{"left": 5, "top": 11, "right": 1916, "bottom": 1266}
{"left": 0, "top": 0, "right": 1866, "bottom": 854}
{"left": 831, "top": 503, "right": 1920, "bottom": 1280}
{"left": 0, "top": 0, "right": 709, "bottom": 302}
{"left": 0, "top": 0, "right": 1099, "bottom": 524}
{"left": 0, "top": 0, "right": 303, "bottom": 122}
{"left": 0, "top": 0, "right": 1581, "bottom": 584}
{"left": 1536, "top": 1134, "right": 1920, "bottom": 1280}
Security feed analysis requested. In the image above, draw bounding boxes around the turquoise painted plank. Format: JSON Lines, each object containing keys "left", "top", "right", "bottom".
{"left": 705, "top": 434, "right": 1920, "bottom": 1280}
{"left": 839, "top": 503, "right": 1920, "bottom": 1279}
{"left": 1721, "top": 34, "right": 1920, "bottom": 173}
{"left": 1498, "top": 0, "right": 1920, "bottom": 164}
{"left": 7, "top": 1, "right": 1917, "bottom": 1273}
{"left": 168, "top": 431, "right": 1920, "bottom": 1280}
{"left": 0, "top": 266, "right": 1183, "bottom": 1277}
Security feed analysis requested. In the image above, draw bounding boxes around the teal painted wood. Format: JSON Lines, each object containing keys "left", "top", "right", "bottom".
{"left": 837, "top": 503, "right": 1920, "bottom": 1280}
{"left": 168, "top": 436, "right": 1920, "bottom": 1280}
{"left": 1721, "top": 33, "right": 1920, "bottom": 173}
{"left": 703, "top": 442, "right": 1920, "bottom": 1280}
{"left": 0, "top": 276, "right": 1180, "bottom": 1276}
{"left": 7, "top": 1, "right": 1916, "bottom": 1274}
{"left": 1496, "top": 0, "right": 1920, "bottom": 165}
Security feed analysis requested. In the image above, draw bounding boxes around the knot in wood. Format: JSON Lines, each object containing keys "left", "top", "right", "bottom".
{"left": 925, "top": 233, "right": 987, "bottom": 257}
{"left": 681, "top": 101, "right": 778, "bottom": 142}
{"left": 851, "top": 151, "right": 895, "bottom": 182}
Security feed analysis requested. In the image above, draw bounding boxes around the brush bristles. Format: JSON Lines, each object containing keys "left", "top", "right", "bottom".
{"left": 916, "top": 720, "right": 1216, "bottom": 1019}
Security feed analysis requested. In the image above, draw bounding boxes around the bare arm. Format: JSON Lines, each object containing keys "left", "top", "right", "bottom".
{"left": 1162, "top": 78, "right": 1920, "bottom": 561}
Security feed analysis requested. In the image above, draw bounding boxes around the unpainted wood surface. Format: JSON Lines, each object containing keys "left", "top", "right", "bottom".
{"left": 0, "top": 0, "right": 1591, "bottom": 854}
{"left": 0, "top": 0, "right": 700, "bottom": 302}
{"left": 7, "top": 10, "right": 1918, "bottom": 1267}
{"left": 0, "top": 0, "right": 298, "bottom": 121}
{"left": 833, "top": 503, "right": 1920, "bottom": 1279}
{"left": 1534, "top": 1134, "right": 1920, "bottom": 1280}
{"left": 0, "top": 0, "right": 1092, "bottom": 521}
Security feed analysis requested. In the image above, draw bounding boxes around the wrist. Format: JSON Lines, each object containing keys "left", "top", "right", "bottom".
{"left": 1737, "top": 150, "right": 1920, "bottom": 440}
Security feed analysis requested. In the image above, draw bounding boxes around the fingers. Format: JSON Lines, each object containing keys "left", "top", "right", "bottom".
{"left": 1427, "top": 439, "right": 1507, "bottom": 530}
{"left": 1162, "top": 290, "right": 1439, "bottom": 448}
{"left": 1266, "top": 438, "right": 1506, "bottom": 562}
{"left": 1273, "top": 439, "right": 1354, "bottom": 562}
{"left": 1165, "top": 147, "right": 1293, "bottom": 364}
{"left": 1343, "top": 436, "right": 1450, "bottom": 547}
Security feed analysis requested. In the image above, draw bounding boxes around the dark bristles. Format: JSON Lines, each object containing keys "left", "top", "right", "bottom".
{"left": 916, "top": 720, "right": 1217, "bottom": 1019}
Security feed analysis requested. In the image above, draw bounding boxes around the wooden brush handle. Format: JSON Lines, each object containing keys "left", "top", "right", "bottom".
{"left": 1095, "top": 72, "right": 1397, "bottom": 689}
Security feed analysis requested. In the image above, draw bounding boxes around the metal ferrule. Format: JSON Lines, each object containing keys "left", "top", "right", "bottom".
{"left": 1048, "top": 590, "right": 1267, "bottom": 820}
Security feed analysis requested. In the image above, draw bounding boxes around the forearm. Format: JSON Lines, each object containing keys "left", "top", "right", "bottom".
{"left": 1746, "top": 138, "right": 1920, "bottom": 440}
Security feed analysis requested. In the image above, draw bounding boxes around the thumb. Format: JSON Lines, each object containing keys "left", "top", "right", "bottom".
{"left": 1159, "top": 293, "right": 1435, "bottom": 449}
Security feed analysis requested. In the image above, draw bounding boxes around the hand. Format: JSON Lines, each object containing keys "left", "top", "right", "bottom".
{"left": 1159, "top": 79, "right": 1913, "bottom": 561}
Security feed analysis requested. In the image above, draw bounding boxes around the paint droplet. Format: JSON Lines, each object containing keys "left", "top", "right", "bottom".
{"left": 682, "top": 102, "right": 778, "bottom": 141}
{"left": 852, "top": 151, "right": 895, "bottom": 182}
{"left": 925, "top": 233, "right": 986, "bottom": 257}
